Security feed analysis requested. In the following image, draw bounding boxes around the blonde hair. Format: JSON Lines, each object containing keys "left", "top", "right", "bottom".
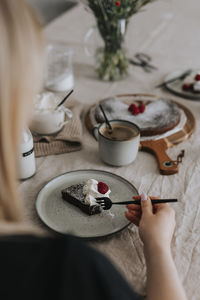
{"left": 0, "top": 0, "right": 44, "bottom": 222}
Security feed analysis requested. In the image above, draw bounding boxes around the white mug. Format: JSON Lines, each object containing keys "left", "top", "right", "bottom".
{"left": 30, "top": 105, "right": 72, "bottom": 135}
{"left": 93, "top": 120, "right": 140, "bottom": 166}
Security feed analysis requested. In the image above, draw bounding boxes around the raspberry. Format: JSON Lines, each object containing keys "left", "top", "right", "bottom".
{"left": 182, "top": 83, "right": 192, "bottom": 91}
{"left": 98, "top": 182, "right": 109, "bottom": 194}
{"left": 115, "top": 1, "right": 120, "bottom": 6}
{"left": 128, "top": 104, "right": 136, "bottom": 112}
{"left": 132, "top": 106, "right": 140, "bottom": 115}
{"left": 139, "top": 104, "right": 146, "bottom": 113}
{"left": 128, "top": 103, "right": 141, "bottom": 115}
{"left": 195, "top": 74, "right": 200, "bottom": 81}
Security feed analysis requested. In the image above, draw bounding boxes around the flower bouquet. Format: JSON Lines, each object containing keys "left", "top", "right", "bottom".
{"left": 86, "top": 0, "right": 155, "bottom": 81}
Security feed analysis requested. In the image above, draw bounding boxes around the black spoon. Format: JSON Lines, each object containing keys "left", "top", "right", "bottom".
{"left": 56, "top": 89, "right": 74, "bottom": 109}
{"left": 99, "top": 104, "right": 112, "bottom": 134}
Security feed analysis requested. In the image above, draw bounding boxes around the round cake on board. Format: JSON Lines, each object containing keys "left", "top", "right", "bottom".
{"left": 86, "top": 94, "right": 181, "bottom": 137}
{"left": 85, "top": 94, "right": 195, "bottom": 175}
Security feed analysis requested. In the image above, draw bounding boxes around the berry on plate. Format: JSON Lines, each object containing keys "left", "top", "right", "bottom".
{"left": 182, "top": 83, "right": 192, "bottom": 91}
{"left": 195, "top": 74, "right": 200, "bottom": 81}
{"left": 98, "top": 182, "right": 109, "bottom": 194}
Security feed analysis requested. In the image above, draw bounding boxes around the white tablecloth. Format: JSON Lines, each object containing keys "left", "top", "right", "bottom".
{"left": 20, "top": 2, "right": 200, "bottom": 298}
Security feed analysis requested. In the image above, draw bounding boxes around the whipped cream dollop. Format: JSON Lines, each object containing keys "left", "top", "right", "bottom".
{"left": 83, "top": 179, "right": 111, "bottom": 206}
{"left": 183, "top": 71, "right": 200, "bottom": 92}
{"left": 183, "top": 73, "right": 195, "bottom": 85}
{"left": 193, "top": 82, "right": 200, "bottom": 91}
{"left": 33, "top": 92, "right": 60, "bottom": 113}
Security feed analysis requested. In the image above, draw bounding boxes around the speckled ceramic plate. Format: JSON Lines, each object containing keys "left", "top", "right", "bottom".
{"left": 164, "top": 69, "right": 200, "bottom": 100}
{"left": 35, "top": 169, "right": 138, "bottom": 239}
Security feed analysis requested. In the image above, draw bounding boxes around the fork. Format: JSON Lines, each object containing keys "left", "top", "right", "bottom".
{"left": 155, "top": 69, "right": 192, "bottom": 88}
{"left": 96, "top": 197, "right": 178, "bottom": 210}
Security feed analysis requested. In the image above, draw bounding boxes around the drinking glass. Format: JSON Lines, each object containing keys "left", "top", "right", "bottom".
{"left": 45, "top": 44, "right": 74, "bottom": 92}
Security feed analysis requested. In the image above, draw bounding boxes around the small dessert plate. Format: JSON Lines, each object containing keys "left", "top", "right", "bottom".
{"left": 164, "top": 69, "right": 200, "bottom": 100}
{"left": 35, "top": 169, "right": 138, "bottom": 239}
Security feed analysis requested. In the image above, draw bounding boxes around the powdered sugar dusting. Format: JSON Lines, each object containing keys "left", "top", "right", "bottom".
{"left": 94, "top": 97, "right": 180, "bottom": 131}
{"left": 140, "top": 108, "right": 187, "bottom": 141}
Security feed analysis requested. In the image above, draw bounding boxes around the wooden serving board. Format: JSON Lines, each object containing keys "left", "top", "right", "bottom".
{"left": 85, "top": 94, "right": 195, "bottom": 175}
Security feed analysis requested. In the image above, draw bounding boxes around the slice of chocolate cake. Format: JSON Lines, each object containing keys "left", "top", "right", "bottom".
{"left": 61, "top": 183, "right": 101, "bottom": 215}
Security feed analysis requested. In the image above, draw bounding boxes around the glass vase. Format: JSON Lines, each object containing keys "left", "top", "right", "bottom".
{"left": 95, "top": 19, "right": 129, "bottom": 81}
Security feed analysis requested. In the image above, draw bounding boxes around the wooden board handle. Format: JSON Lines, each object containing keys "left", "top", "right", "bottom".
{"left": 140, "top": 139, "right": 178, "bottom": 175}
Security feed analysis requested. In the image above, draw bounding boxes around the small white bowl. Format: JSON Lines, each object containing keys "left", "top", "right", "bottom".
{"left": 30, "top": 92, "right": 72, "bottom": 135}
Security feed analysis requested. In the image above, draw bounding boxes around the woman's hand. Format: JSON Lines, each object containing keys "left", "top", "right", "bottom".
{"left": 125, "top": 193, "right": 176, "bottom": 252}
{"left": 125, "top": 194, "right": 187, "bottom": 300}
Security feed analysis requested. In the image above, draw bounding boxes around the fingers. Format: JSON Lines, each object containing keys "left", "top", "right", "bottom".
{"left": 126, "top": 206, "right": 141, "bottom": 216}
{"left": 147, "top": 196, "right": 160, "bottom": 200}
{"left": 125, "top": 211, "right": 140, "bottom": 226}
{"left": 131, "top": 194, "right": 174, "bottom": 216}
{"left": 140, "top": 193, "right": 152, "bottom": 215}
{"left": 126, "top": 209, "right": 141, "bottom": 218}
{"left": 126, "top": 204, "right": 141, "bottom": 211}
{"left": 153, "top": 203, "right": 169, "bottom": 212}
{"left": 133, "top": 195, "right": 160, "bottom": 200}
{"left": 133, "top": 194, "right": 160, "bottom": 215}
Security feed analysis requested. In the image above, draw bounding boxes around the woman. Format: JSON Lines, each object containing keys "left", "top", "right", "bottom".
{"left": 0, "top": 1, "right": 187, "bottom": 299}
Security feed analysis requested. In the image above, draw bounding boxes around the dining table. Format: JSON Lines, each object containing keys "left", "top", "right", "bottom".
{"left": 20, "top": 1, "right": 200, "bottom": 299}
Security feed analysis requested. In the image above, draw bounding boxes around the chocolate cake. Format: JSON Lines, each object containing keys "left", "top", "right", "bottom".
{"left": 90, "top": 97, "right": 181, "bottom": 136}
{"left": 61, "top": 183, "right": 101, "bottom": 215}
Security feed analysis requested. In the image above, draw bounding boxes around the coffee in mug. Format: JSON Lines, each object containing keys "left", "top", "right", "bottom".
{"left": 94, "top": 120, "right": 140, "bottom": 166}
{"left": 101, "top": 123, "right": 138, "bottom": 141}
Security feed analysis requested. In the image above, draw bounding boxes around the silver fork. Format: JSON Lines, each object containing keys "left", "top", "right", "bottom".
{"left": 96, "top": 197, "right": 178, "bottom": 210}
{"left": 155, "top": 69, "right": 192, "bottom": 88}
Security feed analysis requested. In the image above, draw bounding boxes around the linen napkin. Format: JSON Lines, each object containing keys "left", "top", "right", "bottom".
{"left": 33, "top": 100, "right": 83, "bottom": 157}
